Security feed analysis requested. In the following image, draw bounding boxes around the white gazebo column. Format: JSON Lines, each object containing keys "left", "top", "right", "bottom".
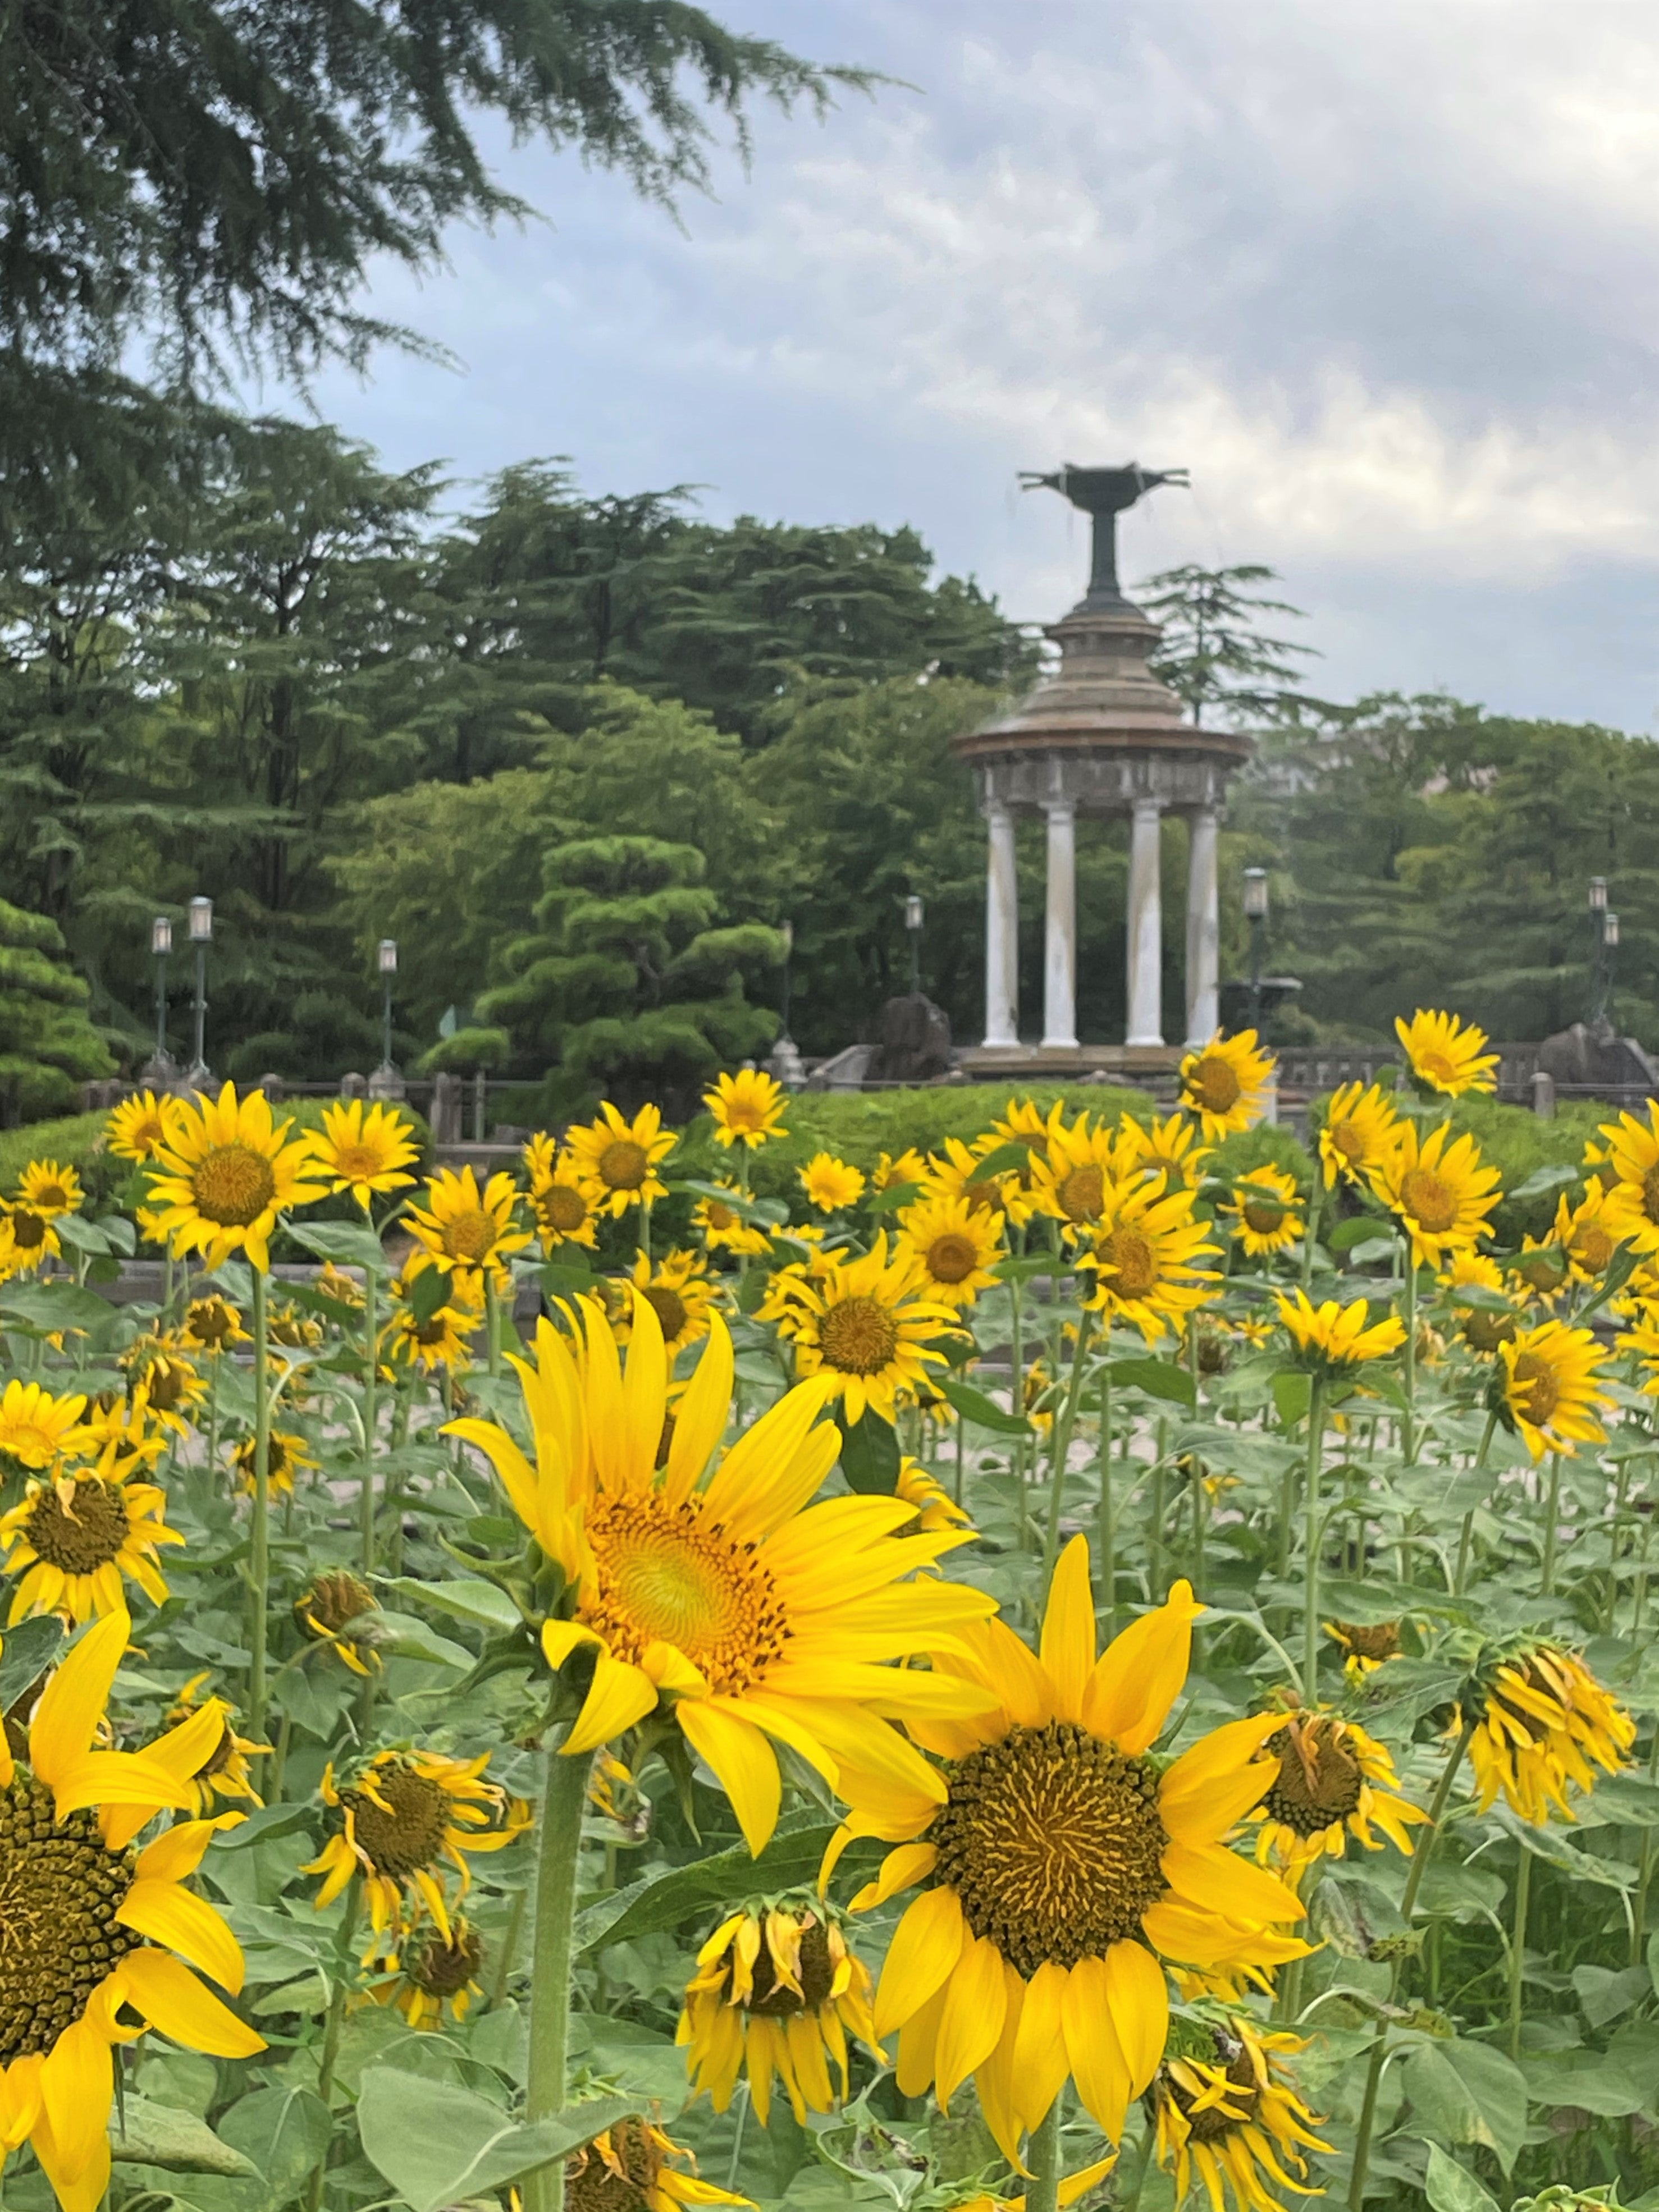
{"left": 982, "top": 799, "right": 1020, "bottom": 1047}
{"left": 1184, "top": 805, "right": 1221, "bottom": 1045}
{"left": 1041, "top": 797, "right": 1078, "bottom": 1050}
{"left": 1125, "top": 796, "right": 1165, "bottom": 1046}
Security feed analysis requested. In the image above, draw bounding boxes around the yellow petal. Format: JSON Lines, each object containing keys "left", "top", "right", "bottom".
{"left": 1081, "top": 1579, "right": 1201, "bottom": 1752}
{"left": 1158, "top": 1716, "right": 1285, "bottom": 1844}
{"left": 117, "top": 1879, "right": 245, "bottom": 1994}
{"left": 849, "top": 1841, "right": 937, "bottom": 1912}
{"left": 561, "top": 1651, "right": 659, "bottom": 1756}
{"left": 933, "top": 1932, "right": 1007, "bottom": 2109}
{"left": 52, "top": 1750, "right": 196, "bottom": 1821}
{"left": 1102, "top": 1939, "right": 1168, "bottom": 2098}
{"left": 662, "top": 1318, "right": 734, "bottom": 1508}
{"left": 116, "top": 1950, "right": 266, "bottom": 2058}
{"left": 677, "top": 1700, "right": 781, "bottom": 1855}
{"left": 134, "top": 1815, "right": 245, "bottom": 1886}
{"left": 1162, "top": 1841, "right": 1304, "bottom": 1925}
{"left": 894, "top": 1977, "right": 948, "bottom": 2098}
{"left": 875, "top": 1886, "right": 965, "bottom": 2037}
{"left": 1060, "top": 1957, "right": 1131, "bottom": 2141}
{"left": 1039, "top": 1535, "right": 1096, "bottom": 1722}
{"left": 28, "top": 1609, "right": 127, "bottom": 1787}
{"left": 1010, "top": 1959, "right": 1070, "bottom": 2138}
{"left": 40, "top": 2013, "right": 112, "bottom": 2186}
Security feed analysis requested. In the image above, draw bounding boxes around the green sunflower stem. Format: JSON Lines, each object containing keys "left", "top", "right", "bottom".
{"left": 246, "top": 1267, "right": 272, "bottom": 1746}
{"left": 1096, "top": 1370, "right": 1115, "bottom": 1630}
{"left": 1400, "top": 1248, "right": 1418, "bottom": 1470}
{"left": 1009, "top": 1271, "right": 1029, "bottom": 1550}
{"left": 1507, "top": 1840, "right": 1533, "bottom": 2060}
{"left": 486, "top": 1275, "right": 502, "bottom": 1378}
{"left": 1302, "top": 1376, "right": 1327, "bottom": 1706}
{"left": 1540, "top": 1452, "right": 1564, "bottom": 1597}
{"left": 306, "top": 1875, "right": 363, "bottom": 2212}
{"left": 1301, "top": 1176, "right": 1324, "bottom": 1290}
{"left": 1025, "top": 2100, "right": 1062, "bottom": 2212}
{"left": 1453, "top": 1413, "right": 1498, "bottom": 1597}
{"left": 359, "top": 1268, "right": 379, "bottom": 1576}
{"left": 525, "top": 1737, "right": 596, "bottom": 2212}
{"left": 1041, "top": 1311, "right": 1094, "bottom": 1588}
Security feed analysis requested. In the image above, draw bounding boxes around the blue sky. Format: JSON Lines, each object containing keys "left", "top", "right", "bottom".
{"left": 308, "top": 1, "right": 1659, "bottom": 730}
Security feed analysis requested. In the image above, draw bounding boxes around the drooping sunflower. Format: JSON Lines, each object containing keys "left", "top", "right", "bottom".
{"left": 370, "top": 1918, "right": 485, "bottom": 2030}
{"left": 0, "top": 1608, "right": 264, "bottom": 2212}
{"left": 825, "top": 1544, "right": 1306, "bottom": 2164}
{"left": 1150, "top": 2011, "right": 1331, "bottom": 2212}
{"left": 705, "top": 1068, "right": 788, "bottom": 1151}
{"left": 180, "top": 1294, "right": 248, "bottom": 1355}
{"left": 306, "top": 1098, "right": 419, "bottom": 1211}
{"left": 1368, "top": 1118, "right": 1501, "bottom": 1269}
{"left": 1, "top": 1200, "right": 60, "bottom": 1272}
{"left": 896, "top": 1192, "right": 1005, "bottom": 1310}
{"left": 785, "top": 1235, "right": 954, "bottom": 1422}
{"left": 799, "top": 1152, "right": 867, "bottom": 1214}
{"left": 525, "top": 1149, "right": 601, "bottom": 1252}
{"left": 564, "top": 2118, "right": 751, "bottom": 2212}
{"left": 1273, "top": 1289, "right": 1405, "bottom": 1370}
{"left": 1219, "top": 1166, "right": 1304, "bottom": 1258}
{"left": 1498, "top": 1320, "right": 1611, "bottom": 1460}
{"left": 896, "top": 1457, "right": 974, "bottom": 1536}
{"left": 1510, "top": 1232, "right": 1570, "bottom": 1306}
{"left": 1395, "top": 1008, "right": 1500, "bottom": 1098}
{"left": 692, "top": 1181, "right": 771, "bottom": 1258}
{"left": 163, "top": 1676, "right": 267, "bottom": 1814}
{"left": 1324, "top": 1619, "right": 1404, "bottom": 1683}
{"left": 1555, "top": 1183, "right": 1620, "bottom": 1283}
{"left": 679, "top": 1898, "right": 880, "bottom": 2124}
{"left": 232, "top": 1428, "right": 318, "bottom": 1499}
{"left": 305, "top": 1748, "right": 529, "bottom": 1953}
{"left": 105, "top": 1089, "right": 182, "bottom": 1164}
{"left": 295, "top": 1569, "right": 381, "bottom": 1674}
{"left": 0, "top": 1381, "right": 89, "bottom": 1471}
{"left": 565, "top": 1100, "right": 678, "bottom": 1216}
{"left": 386, "top": 1275, "right": 481, "bottom": 1373}
{"left": 1246, "top": 1712, "right": 1427, "bottom": 1872}
{"left": 1438, "top": 1251, "right": 1519, "bottom": 1356}
{"left": 0, "top": 1462, "right": 183, "bottom": 1623}
{"left": 15, "top": 1161, "right": 83, "bottom": 1219}
{"left": 1177, "top": 1031, "right": 1275, "bottom": 1141}
{"left": 1315, "top": 1081, "right": 1401, "bottom": 1191}
{"left": 405, "top": 1165, "right": 532, "bottom": 1288}
{"left": 446, "top": 1298, "right": 997, "bottom": 1852}
{"left": 121, "top": 1340, "right": 208, "bottom": 1435}
{"left": 1117, "top": 1110, "right": 1214, "bottom": 1195}
{"left": 1462, "top": 1643, "right": 1635, "bottom": 1824}
{"left": 1076, "top": 1178, "right": 1220, "bottom": 1344}
{"left": 145, "top": 1083, "right": 327, "bottom": 1272}
{"left": 625, "top": 1248, "right": 719, "bottom": 1355}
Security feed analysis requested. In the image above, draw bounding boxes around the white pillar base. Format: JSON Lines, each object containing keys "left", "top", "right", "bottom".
{"left": 1125, "top": 796, "right": 1164, "bottom": 1046}
{"left": 1041, "top": 799, "right": 1078, "bottom": 1050}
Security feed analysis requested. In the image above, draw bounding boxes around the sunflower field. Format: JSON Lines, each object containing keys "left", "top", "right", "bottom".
{"left": 6, "top": 1028, "right": 1659, "bottom": 2212}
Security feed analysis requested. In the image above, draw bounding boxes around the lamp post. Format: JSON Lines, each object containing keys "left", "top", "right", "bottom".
{"left": 377, "top": 940, "right": 397, "bottom": 1071}
{"left": 1242, "top": 868, "right": 1269, "bottom": 1031}
{"left": 1589, "top": 876, "right": 1609, "bottom": 1022}
{"left": 779, "top": 918, "right": 794, "bottom": 1044}
{"left": 1605, "top": 911, "right": 1620, "bottom": 1029}
{"left": 186, "top": 897, "right": 212, "bottom": 1086}
{"left": 151, "top": 916, "right": 173, "bottom": 1069}
{"left": 903, "top": 894, "right": 925, "bottom": 996}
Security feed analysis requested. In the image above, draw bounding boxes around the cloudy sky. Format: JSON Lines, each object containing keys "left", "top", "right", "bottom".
{"left": 313, "top": 1, "right": 1659, "bottom": 729}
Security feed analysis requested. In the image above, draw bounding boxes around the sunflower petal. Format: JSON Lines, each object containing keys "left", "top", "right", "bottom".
{"left": 1081, "top": 1579, "right": 1202, "bottom": 1752}
{"left": 1103, "top": 1939, "right": 1168, "bottom": 2097}
{"left": 933, "top": 1932, "right": 1008, "bottom": 2108}
{"left": 116, "top": 1949, "right": 266, "bottom": 2058}
{"left": 1060, "top": 1956, "right": 1131, "bottom": 2141}
{"left": 677, "top": 1700, "right": 781, "bottom": 1856}
{"left": 875, "top": 1886, "right": 966, "bottom": 2037}
{"left": 28, "top": 1608, "right": 127, "bottom": 1787}
{"left": 117, "top": 1879, "right": 246, "bottom": 1994}
{"left": 1039, "top": 1535, "right": 1097, "bottom": 1721}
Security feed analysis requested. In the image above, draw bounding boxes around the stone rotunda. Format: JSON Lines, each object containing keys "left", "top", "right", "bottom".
{"left": 953, "top": 465, "right": 1251, "bottom": 1075}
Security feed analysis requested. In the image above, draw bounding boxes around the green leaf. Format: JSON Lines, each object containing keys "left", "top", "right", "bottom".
{"left": 574, "top": 1822, "right": 878, "bottom": 1956}
{"left": 967, "top": 1142, "right": 1030, "bottom": 1180}
{"left": 0, "top": 1613, "right": 63, "bottom": 1710}
{"left": 1573, "top": 1962, "right": 1652, "bottom": 2028}
{"left": 839, "top": 1411, "right": 900, "bottom": 1495}
{"left": 1493, "top": 1806, "right": 1638, "bottom": 1888}
{"left": 378, "top": 1576, "right": 521, "bottom": 1633}
{"left": 992, "top": 1254, "right": 1061, "bottom": 1283}
{"left": 109, "top": 2094, "right": 259, "bottom": 2178}
{"left": 1109, "top": 1357, "right": 1196, "bottom": 1411}
{"left": 541, "top": 1258, "right": 596, "bottom": 1300}
{"left": 1327, "top": 1213, "right": 1395, "bottom": 1253}
{"left": 0, "top": 1281, "right": 115, "bottom": 1334}
{"left": 286, "top": 1220, "right": 388, "bottom": 1275}
{"left": 1517, "top": 2046, "right": 1647, "bottom": 2116}
{"left": 1507, "top": 1165, "right": 1579, "bottom": 1203}
{"left": 355, "top": 2070, "right": 633, "bottom": 2212}
{"left": 217, "top": 2085, "right": 333, "bottom": 2212}
{"left": 1423, "top": 2142, "right": 1501, "bottom": 2212}
{"left": 936, "top": 1377, "right": 1028, "bottom": 1435}
{"left": 53, "top": 1211, "right": 112, "bottom": 1256}
{"left": 1271, "top": 1371, "right": 1312, "bottom": 1429}
{"left": 1404, "top": 2036, "right": 1527, "bottom": 2173}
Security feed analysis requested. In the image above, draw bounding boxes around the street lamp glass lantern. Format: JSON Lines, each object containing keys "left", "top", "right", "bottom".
{"left": 903, "top": 894, "right": 925, "bottom": 932}
{"left": 151, "top": 916, "right": 172, "bottom": 958}
{"left": 1605, "top": 912, "right": 1621, "bottom": 949}
{"left": 780, "top": 918, "right": 794, "bottom": 957}
{"left": 377, "top": 938, "right": 398, "bottom": 975}
{"left": 1242, "top": 867, "right": 1269, "bottom": 920}
{"left": 188, "top": 896, "right": 213, "bottom": 943}
{"left": 1589, "top": 876, "right": 1609, "bottom": 913}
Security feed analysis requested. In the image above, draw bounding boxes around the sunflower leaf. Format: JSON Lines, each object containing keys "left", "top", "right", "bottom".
{"left": 573, "top": 1822, "right": 880, "bottom": 1955}
{"left": 355, "top": 2069, "right": 633, "bottom": 2212}
{"left": 935, "top": 1378, "right": 1028, "bottom": 1435}
{"left": 109, "top": 2093, "right": 259, "bottom": 2178}
{"left": 1424, "top": 2141, "right": 1501, "bottom": 2212}
{"left": 285, "top": 1220, "right": 389, "bottom": 1275}
{"left": 839, "top": 1410, "right": 901, "bottom": 1494}
{"left": 0, "top": 1612, "right": 63, "bottom": 1709}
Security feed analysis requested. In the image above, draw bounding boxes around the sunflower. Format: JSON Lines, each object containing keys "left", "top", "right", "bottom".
{"left": 0, "top": 1607, "right": 263, "bottom": 2212}
{"left": 1177, "top": 1031, "right": 1275, "bottom": 1141}
{"left": 692, "top": 1181, "right": 771, "bottom": 1258}
{"left": 1273, "top": 1289, "right": 1405, "bottom": 1370}
{"left": 405, "top": 1165, "right": 532, "bottom": 1292}
{"left": 1498, "top": 1320, "right": 1611, "bottom": 1460}
{"left": 0, "top": 1382, "right": 89, "bottom": 1471}
{"left": 1150, "top": 2011, "right": 1330, "bottom": 2212}
{"left": 446, "top": 1298, "right": 997, "bottom": 1853}
{"left": 624, "top": 1248, "right": 719, "bottom": 1356}
{"left": 896, "top": 1192, "right": 1004, "bottom": 1310}
{"left": 565, "top": 1101, "right": 678, "bottom": 1216}
{"left": 800, "top": 1152, "right": 866, "bottom": 1214}
{"left": 1118, "top": 1110, "right": 1214, "bottom": 1195}
{"left": 705, "top": 1068, "right": 788, "bottom": 1151}
{"left": 295, "top": 1568, "right": 381, "bottom": 1675}
{"left": 1220, "top": 1167, "right": 1303, "bottom": 1258}
{"left": 1, "top": 1201, "right": 60, "bottom": 1272}
{"left": 925, "top": 1135, "right": 1034, "bottom": 1227}
{"left": 1395, "top": 1008, "right": 1500, "bottom": 1098}
{"left": 105, "top": 1089, "right": 182, "bottom": 1164}
{"left": 1555, "top": 1184, "right": 1620, "bottom": 1283}
{"left": 371, "top": 1918, "right": 485, "bottom": 2029}
{"left": 825, "top": 1545, "right": 1305, "bottom": 2164}
{"left": 785, "top": 1235, "right": 954, "bottom": 1422}
{"left": 1315, "top": 1082, "right": 1401, "bottom": 1192}
{"left": 564, "top": 2119, "right": 751, "bottom": 2212}
{"left": 163, "top": 1676, "right": 267, "bottom": 1815}
{"left": 180, "top": 1294, "right": 248, "bottom": 1355}
{"left": 1510, "top": 1234, "right": 1570, "bottom": 1306}
{"left": 0, "top": 1462, "right": 182, "bottom": 1623}
{"left": 305, "top": 1748, "right": 529, "bottom": 1955}
{"left": 1324, "top": 1619, "right": 1404, "bottom": 1683}
{"left": 233, "top": 1428, "right": 318, "bottom": 1499}
{"left": 679, "top": 1897, "right": 880, "bottom": 2124}
{"left": 1368, "top": 1118, "right": 1501, "bottom": 1269}
{"left": 1076, "top": 1179, "right": 1220, "bottom": 1344}
{"left": 386, "top": 1276, "right": 481, "bottom": 1373}
{"left": 896, "top": 1457, "right": 974, "bottom": 1536}
{"left": 1463, "top": 1643, "right": 1635, "bottom": 1824}
{"left": 15, "top": 1161, "right": 83, "bottom": 1219}
{"left": 526, "top": 1149, "right": 601, "bottom": 1252}
{"left": 1439, "top": 1251, "right": 1519, "bottom": 1356}
{"left": 306, "top": 1098, "right": 419, "bottom": 1211}
{"left": 1026, "top": 1106, "right": 1136, "bottom": 1236}
{"left": 121, "top": 1340, "right": 207, "bottom": 1435}
{"left": 1246, "top": 1712, "right": 1427, "bottom": 1872}
{"left": 873, "top": 1147, "right": 929, "bottom": 1194}
{"left": 145, "top": 1083, "right": 327, "bottom": 1272}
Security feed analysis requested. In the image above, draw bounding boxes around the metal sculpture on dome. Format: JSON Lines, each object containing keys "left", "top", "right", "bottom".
{"left": 954, "top": 461, "right": 1250, "bottom": 1066}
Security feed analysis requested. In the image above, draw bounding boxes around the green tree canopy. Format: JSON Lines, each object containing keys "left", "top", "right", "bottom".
{"left": 1139, "top": 563, "right": 1322, "bottom": 725}
{"left": 0, "top": 896, "right": 113, "bottom": 1124}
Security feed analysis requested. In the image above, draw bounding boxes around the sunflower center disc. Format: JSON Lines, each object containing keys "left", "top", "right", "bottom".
{"left": 1262, "top": 1723, "right": 1364, "bottom": 1835}
{"left": 145, "top": 1359, "right": 191, "bottom": 1412}
{"left": 926, "top": 1719, "right": 1169, "bottom": 1976}
{"left": 1057, "top": 1165, "right": 1104, "bottom": 1222}
{"left": 1331, "top": 1122, "right": 1365, "bottom": 1162}
{"left": 817, "top": 1294, "right": 901, "bottom": 1377}
{"left": 1400, "top": 1167, "right": 1456, "bottom": 1234}
{"left": 643, "top": 1286, "right": 689, "bottom": 1342}
{"left": 10, "top": 1210, "right": 47, "bottom": 1252}
{"left": 1337, "top": 1619, "right": 1400, "bottom": 1662}
{"left": 0, "top": 1773, "right": 140, "bottom": 2060}
{"left": 442, "top": 1208, "right": 496, "bottom": 1262}
{"left": 1571, "top": 1227, "right": 1613, "bottom": 1272}
{"left": 1096, "top": 1228, "right": 1158, "bottom": 1299}
{"left": 303, "top": 1570, "right": 376, "bottom": 1637}
{"left": 1642, "top": 1166, "right": 1659, "bottom": 1225}
{"left": 189, "top": 1300, "right": 238, "bottom": 1347}
{"left": 1416, "top": 1050, "right": 1457, "bottom": 1086}
{"left": 1516, "top": 1251, "right": 1564, "bottom": 1292}
{"left": 585, "top": 1494, "right": 789, "bottom": 1696}
{"left": 1463, "top": 1308, "right": 1515, "bottom": 1352}
{"left": 1243, "top": 1199, "right": 1287, "bottom": 1235}
{"left": 332, "top": 1142, "right": 385, "bottom": 1180}
{"left": 705, "top": 1200, "right": 737, "bottom": 1231}
{"left": 25, "top": 1478, "right": 129, "bottom": 1574}
{"left": 131, "top": 1115, "right": 167, "bottom": 1152}
{"left": 926, "top": 1233, "right": 979, "bottom": 1285}
{"left": 1510, "top": 1351, "right": 1561, "bottom": 1427}
{"left": 962, "top": 1176, "right": 1001, "bottom": 1213}
{"left": 190, "top": 1143, "right": 278, "bottom": 1228}
{"left": 598, "top": 1140, "right": 650, "bottom": 1192}
{"left": 1175, "top": 2031, "right": 1261, "bottom": 2142}
{"left": 565, "top": 2120, "right": 661, "bottom": 2212}
{"left": 1189, "top": 1056, "right": 1242, "bottom": 1114}
{"left": 739, "top": 1916, "right": 837, "bottom": 2017}
{"left": 342, "top": 1765, "right": 451, "bottom": 1880}
{"left": 410, "top": 1923, "right": 482, "bottom": 1997}
{"left": 538, "top": 1184, "right": 588, "bottom": 1233}
{"left": 33, "top": 1183, "right": 69, "bottom": 1211}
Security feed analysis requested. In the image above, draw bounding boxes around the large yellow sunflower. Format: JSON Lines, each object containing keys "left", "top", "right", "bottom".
{"left": 104, "top": 1090, "right": 182, "bottom": 1164}
{"left": 145, "top": 1083, "right": 327, "bottom": 1272}
{"left": 785, "top": 1235, "right": 954, "bottom": 1422}
{"left": 1219, "top": 1166, "right": 1303, "bottom": 1258}
{"left": 405, "top": 1165, "right": 532, "bottom": 1288}
{"left": 1498, "top": 1319, "right": 1611, "bottom": 1460}
{"left": 1246, "top": 1712, "right": 1427, "bottom": 1873}
{"left": 1273, "top": 1289, "right": 1405, "bottom": 1370}
{"left": 446, "top": 1298, "right": 997, "bottom": 1852}
{"left": 306, "top": 1098, "right": 419, "bottom": 1211}
{"left": 705, "top": 1068, "right": 788, "bottom": 1151}
{"left": 1, "top": 1201, "right": 60, "bottom": 1272}
{"left": 1177, "top": 1031, "right": 1275, "bottom": 1141}
{"left": 895, "top": 1192, "right": 1005, "bottom": 1310}
{"left": 0, "top": 1463, "right": 183, "bottom": 1623}
{"left": 1463, "top": 1643, "right": 1634, "bottom": 1824}
{"left": 1117, "top": 1110, "right": 1214, "bottom": 1196}
{"left": 799, "top": 1152, "right": 866, "bottom": 1213}
{"left": 1368, "top": 1118, "right": 1501, "bottom": 1268}
{"left": 1076, "top": 1178, "right": 1219, "bottom": 1344}
{"left": 525, "top": 1147, "right": 601, "bottom": 1252}
{"left": 565, "top": 1101, "right": 677, "bottom": 1216}
{"left": 0, "top": 1382, "right": 89, "bottom": 1471}
{"left": 15, "top": 1162, "right": 83, "bottom": 1220}
{"left": 1395, "top": 1008, "right": 1500, "bottom": 1098}
{"left": 1150, "top": 2011, "right": 1330, "bottom": 2212}
{"left": 824, "top": 1545, "right": 1305, "bottom": 2163}
{"left": 0, "top": 1609, "right": 263, "bottom": 2212}
{"left": 1315, "top": 1081, "right": 1401, "bottom": 1191}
